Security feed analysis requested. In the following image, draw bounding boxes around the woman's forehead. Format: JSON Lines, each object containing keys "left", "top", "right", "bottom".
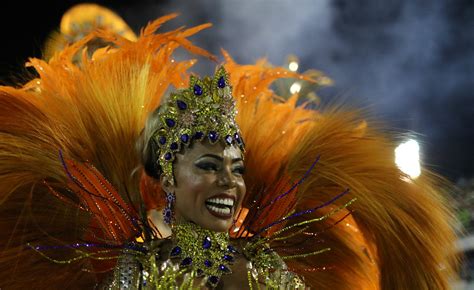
{"left": 178, "top": 142, "right": 243, "bottom": 161}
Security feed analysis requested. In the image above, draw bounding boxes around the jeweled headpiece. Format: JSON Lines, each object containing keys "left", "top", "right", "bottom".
{"left": 150, "top": 66, "right": 244, "bottom": 182}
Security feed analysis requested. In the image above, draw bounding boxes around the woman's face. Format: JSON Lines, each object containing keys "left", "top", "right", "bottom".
{"left": 164, "top": 141, "right": 246, "bottom": 232}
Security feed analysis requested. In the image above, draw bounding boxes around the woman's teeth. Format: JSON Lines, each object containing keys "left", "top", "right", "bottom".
{"left": 205, "top": 197, "right": 234, "bottom": 216}
{"left": 206, "top": 197, "right": 234, "bottom": 207}
{"left": 206, "top": 205, "right": 231, "bottom": 215}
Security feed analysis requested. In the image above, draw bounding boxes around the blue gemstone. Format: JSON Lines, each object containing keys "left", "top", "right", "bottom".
{"left": 194, "top": 84, "right": 203, "bottom": 96}
{"left": 181, "top": 134, "right": 189, "bottom": 143}
{"left": 208, "top": 276, "right": 219, "bottom": 285}
{"left": 165, "top": 118, "right": 175, "bottom": 128}
{"left": 159, "top": 136, "right": 166, "bottom": 145}
{"left": 219, "top": 264, "right": 230, "bottom": 272}
{"left": 166, "top": 192, "right": 175, "bottom": 202}
{"left": 170, "top": 142, "right": 178, "bottom": 150}
{"left": 223, "top": 254, "right": 234, "bottom": 262}
{"left": 170, "top": 246, "right": 181, "bottom": 257}
{"left": 204, "top": 259, "right": 213, "bottom": 267}
{"left": 234, "top": 133, "right": 242, "bottom": 145}
{"left": 218, "top": 76, "right": 226, "bottom": 88}
{"left": 176, "top": 100, "right": 187, "bottom": 110}
{"left": 163, "top": 208, "right": 172, "bottom": 224}
{"left": 203, "top": 236, "right": 212, "bottom": 249}
{"left": 227, "top": 245, "right": 238, "bottom": 253}
{"left": 225, "top": 135, "right": 233, "bottom": 145}
{"left": 194, "top": 131, "right": 204, "bottom": 140}
{"left": 208, "top": 131, "right": 218, "bottom": 142}
{"left": 181, "top": 257, "right": 192, "bottom": 267}
{"left": 164, "top": 152, "right": 172, "bottom": 160}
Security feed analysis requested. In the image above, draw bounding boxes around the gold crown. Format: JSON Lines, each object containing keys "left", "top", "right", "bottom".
{"left": 150, "top": 66, "right": 244, "bottom": 181}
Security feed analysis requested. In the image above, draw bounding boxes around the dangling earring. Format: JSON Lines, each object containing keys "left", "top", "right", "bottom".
{"left": 163, "top": 191, "right": 176, "bottom": 225}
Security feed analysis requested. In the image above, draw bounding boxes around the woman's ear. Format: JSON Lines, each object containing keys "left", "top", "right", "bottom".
{"left": 160, "top": 174, "right": 175, "bottom": 193}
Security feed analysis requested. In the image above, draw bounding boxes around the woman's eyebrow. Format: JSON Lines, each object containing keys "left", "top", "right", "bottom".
{"left": 198, "top": 154, "right": 243, "bottom": 163}
{"left": 199, "top": 154, "right": 223, "bottom": 161}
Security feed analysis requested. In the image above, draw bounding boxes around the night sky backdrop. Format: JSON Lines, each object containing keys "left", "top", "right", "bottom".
{"left": 1, "top": 0, "right": 472, "bottom": 182}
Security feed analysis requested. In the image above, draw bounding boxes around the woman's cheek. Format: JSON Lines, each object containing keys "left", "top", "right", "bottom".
{"left": 182, "top": 174, "right": 212, "bottom": 200}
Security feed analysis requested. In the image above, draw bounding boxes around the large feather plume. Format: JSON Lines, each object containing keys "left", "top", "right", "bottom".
{"left": 0, "top": 15, "right": 213, "bottom": 288}
{"left": 225, "top": 52, "right": 459, "bottom": 289}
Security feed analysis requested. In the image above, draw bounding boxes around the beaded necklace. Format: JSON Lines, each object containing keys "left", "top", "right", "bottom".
{"left": 168, "top": 222, "right": 238, "bottom": 288}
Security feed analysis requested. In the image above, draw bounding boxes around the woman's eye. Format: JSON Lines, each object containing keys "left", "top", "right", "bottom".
{"left": 196, "top": 162, "right": 218, "bottom": 171}
{"left": 233, "top": 166, "right": 245, "bottom": 175}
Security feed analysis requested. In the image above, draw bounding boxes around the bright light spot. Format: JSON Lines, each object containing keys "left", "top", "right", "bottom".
{"left": 290, "top": 82, "right": 302, "bottom": 94}
{"left": 288, "top": 61, "right": 299, "bottom": 72}
{"left": 395, "top": 139, "right": 421, "bottom": 179}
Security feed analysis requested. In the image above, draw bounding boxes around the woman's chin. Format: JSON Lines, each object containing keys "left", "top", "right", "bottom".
{"left": 200, "top": 220, "right": 231, "bottom": 232}
{"left": 193, "top": 215, "right": 232, "bottom": 232}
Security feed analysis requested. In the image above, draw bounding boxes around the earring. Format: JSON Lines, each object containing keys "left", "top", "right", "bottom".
{"left": 163, "top": 191, "right": 176, "bottom": 225}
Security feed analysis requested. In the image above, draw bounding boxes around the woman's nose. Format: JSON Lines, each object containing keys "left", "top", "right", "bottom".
{"left": 217, "top": 167, "right": 236, "bottom": 187}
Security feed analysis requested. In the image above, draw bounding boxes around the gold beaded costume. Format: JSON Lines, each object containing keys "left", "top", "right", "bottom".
{"left": 0, "top": 4, "right": 459, "bottom": 289}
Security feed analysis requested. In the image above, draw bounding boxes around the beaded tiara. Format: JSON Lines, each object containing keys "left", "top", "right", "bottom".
{"left": 150, "top": 66, "right": 244, "bottom": 182}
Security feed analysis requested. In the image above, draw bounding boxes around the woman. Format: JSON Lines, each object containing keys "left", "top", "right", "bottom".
{"left": 97, "top": 66, "right": 306, "bottom": 289}
{"left": 0, "top": 4, "right": 459, "bottom": 289}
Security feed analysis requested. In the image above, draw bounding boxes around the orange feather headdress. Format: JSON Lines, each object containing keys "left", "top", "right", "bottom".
{"left": 0, "top": 4, "right": 459, "bottom": 289}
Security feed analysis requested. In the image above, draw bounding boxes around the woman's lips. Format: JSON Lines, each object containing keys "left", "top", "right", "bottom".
{"left": 205, "top": 194, "right": 235, "bottom": 219}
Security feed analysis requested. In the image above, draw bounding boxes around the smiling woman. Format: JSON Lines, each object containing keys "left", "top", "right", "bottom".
{"left": 137, "top": 67, "right": 247, "bottom": 235}
{"left": 125, "top": 67, "right": 307, "bottom": 288}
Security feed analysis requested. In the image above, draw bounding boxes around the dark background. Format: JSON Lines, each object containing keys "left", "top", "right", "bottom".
{"left": 1, "top": 0, "right": 472, "bottom": 183}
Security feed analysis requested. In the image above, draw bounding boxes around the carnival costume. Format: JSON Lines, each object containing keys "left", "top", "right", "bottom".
{"left": 0, "top": 4, "right": 459, "bottom": 289}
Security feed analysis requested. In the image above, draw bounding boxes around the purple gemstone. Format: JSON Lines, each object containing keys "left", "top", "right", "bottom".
{"left": 163, "top": 208, "right": 172, "bottom": 224}
{"left": 225, "top": 135, "right": 233, "bottom": 145}
{"left": 208, "top": 276, "right": 219, "bottom": 285}
{"left": 223, "top": 254, "right": 234, "bottom": 262}
{"left": 164, "top": 152, "right": 172, "bottom": 160}
{"left": 158, "top": 136, "right": 166, "bottom": 145}
{"left": 218, "top": 76, "right": 226, "bottom": 88}
{"left": 218, "top": 264, "right": 230, "bottom": 272}
{"left": 170, "top": 246, "right": 182, "bottom": 257}
{"left": 202, "top": 236, "right": 212, "bottom": 249}
{"left": 181, "top": 257, "right": 192, "bottom": 267}
{"left": 204, "top": 259, "right": 213, "bottom": 267}
{"left": 227, "top": 245, "right": 238, "bottom": 253}
{"left": 193, "top": 84, "right": 203, "bottom": 96}
{"left": 181, "top": 134, "right": 189, "bottom": 143}
{"left": 170, "top": 142, "right": 178, "bottom": 150}
{"left": 176, "top": 100, "right": 187, "bottom": 110}
{"left": 166, "top": 192, "right": 175, "bottom": 202}
{"left": 234, "top": 133, "right": 241, "bottom": 144}
{"left": 165, "top": 118, "right": 175, "bottom": 128}
{"left": 208, "top": 131, "right": 218, "bottom": 142}
{"left": 194, "top": 131, "right": 204, "bottom": 140}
